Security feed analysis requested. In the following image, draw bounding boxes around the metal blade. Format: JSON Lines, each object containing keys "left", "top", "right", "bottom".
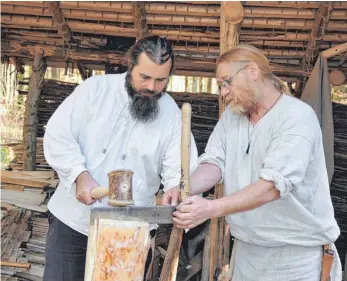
{"left": 90, "top": 206, "right": 176, "bottom": 225}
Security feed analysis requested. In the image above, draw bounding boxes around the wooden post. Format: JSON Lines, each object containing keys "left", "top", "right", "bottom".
{"left": 296, "top": 2, "right": 332, "bottom": 96}
{"left": 9, "top": 57, "right": 24, "bottom": 74}
{"left": 219, "top": 1, "right": 244, "bottom": 113}
{"left": 23, "top": 46, "right": 46, "bottom": 171}
{"left": 133, "top": 2, "right": 149, "bottom": 41}
{"left": 76, "top": 61, "right": 91, "bottom": 80}
{"left": 47, "top": 1, "right": 71, "bottom": 44}
{"left": 208, "top": 2, "right": 243, "bottom": 281}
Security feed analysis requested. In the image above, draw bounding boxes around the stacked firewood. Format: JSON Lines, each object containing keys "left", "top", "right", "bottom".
{"left": 331, "top": 102, "right": 347, "bottom": 266}
{"left": 0, "top": 171, "right": 57, "bottom": 281}
{"left": 4, "top": 138, "right": 50, "bottom": 171}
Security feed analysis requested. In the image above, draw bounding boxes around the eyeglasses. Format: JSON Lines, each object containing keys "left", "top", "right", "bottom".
{"left": 217, "top": 64, "right": 248, "bottom": 94}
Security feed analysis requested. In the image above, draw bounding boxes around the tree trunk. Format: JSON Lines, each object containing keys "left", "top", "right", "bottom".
{"left": 23, "top": 46, "right": 46, "bottom": 171}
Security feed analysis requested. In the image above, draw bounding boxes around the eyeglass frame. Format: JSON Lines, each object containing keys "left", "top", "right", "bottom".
{"left": 217, "top": 62, "right": 249, "bottom": 94}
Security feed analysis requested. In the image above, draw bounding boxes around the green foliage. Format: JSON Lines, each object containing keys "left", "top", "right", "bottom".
{"left": 0, "top": 146, "right": 14, "bottom": 169}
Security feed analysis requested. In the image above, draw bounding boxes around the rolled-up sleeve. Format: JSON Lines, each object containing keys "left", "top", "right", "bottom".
{"left": 198, "top": 114, "right": 227, "bottom": 182}
{"left": 259, "top": 134, "right": 313, "bottom": 198}
{"left": 43, "top": 80, "right": 92, "bottom": 193}
{"left": 160, "top": 111, "right": 198, "bottom": 192}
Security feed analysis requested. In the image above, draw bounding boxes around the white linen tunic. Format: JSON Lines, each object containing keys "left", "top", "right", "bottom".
{"left": 199, "top": 94, "right": 342, "bottom": 280}
{"left": 44, "top": 73, "right": 198, "bottom": 236}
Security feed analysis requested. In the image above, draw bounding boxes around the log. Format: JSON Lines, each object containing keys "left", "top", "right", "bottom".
{"left": 220, "top": 1, "right": 243, "bottom": 55}
{"left": 85, "top": 219, "right": 150, "bottom": 281}
{"left": 47, "top": 1, "right": 71, "bottom": 44}
{"left": 3, "top": 10, "right": 346, "bottom": 31}
{"left": 8, "top": 57, "right": 24, "bottom": 74}
{"left": 301, "top": 2, "right": 332, "bottom": 74}
{"left": 322, "top": 43, "right": 347, "bottom": 59}
{"left": 23, "top": 46, "right": 46, "bottom": 171}
{"left": 76, "top": 61, "right": 91, "bottom": 80}
{"left": 133, "top": 2, "right": 150, "bottom": 40}
{"left": 3, "top": 2, "right": 346, "bottom": 25}
{"left": 244, "top": 1, "right": 347, "bottom": 9}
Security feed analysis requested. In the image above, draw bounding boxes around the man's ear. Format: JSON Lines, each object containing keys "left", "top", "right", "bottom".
{"left": 247, "top": 61, "right": 260, "bottom": 81}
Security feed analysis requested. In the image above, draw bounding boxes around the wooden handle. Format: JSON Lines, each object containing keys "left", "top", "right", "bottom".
{"left": 159, "top": 103, "right": 192, "bottom": 281}
{"left": 90, "top": 187, "right": 109, "bottom": 199}
{"left": 180, "top": 102, "right": 192, "bottom": 202}
{"left": 0, "top": 260, "right": 31, "bottom": 269}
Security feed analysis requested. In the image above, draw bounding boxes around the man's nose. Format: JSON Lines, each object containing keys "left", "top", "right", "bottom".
{"left": 146, "top": 80, "right": 155, "bottom": 91}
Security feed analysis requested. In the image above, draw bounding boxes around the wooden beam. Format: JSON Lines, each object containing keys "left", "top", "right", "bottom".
{"left": 133, "top": 2, "right": 150, "bottom": 40}
{"left": 339, "top": 52, "right": 347, "bottom": 66}
{"left": 8, "top": 57, "right": 24, "bottom": 74}
{"left": 76, "top": 61, "right": 91, "bottom": 80}
{"left": 295, "top": 2, "right": 332, "bottom": 96}
{"left": 322, "top": 42, "right": 347, "bottom": 59}
{"left": 47, "top": 1, "right": 71, "bottom": 44}
{"left": 244, "top": 1, "right": 347, "bottom": 9}
{"left": 302, "top": 2, "right": 332, "bottom": 72}
{"left": 23, "top": 46, "right": 46, "bottom": 171}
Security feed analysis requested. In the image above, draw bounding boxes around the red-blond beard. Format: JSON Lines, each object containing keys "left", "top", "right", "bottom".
{"left": 226, "top": 80, "right": 263, "bottom": 116}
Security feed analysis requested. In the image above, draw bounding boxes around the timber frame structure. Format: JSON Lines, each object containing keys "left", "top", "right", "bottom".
{"left": 1, "top": 1, "right": 347, "bottom": 80}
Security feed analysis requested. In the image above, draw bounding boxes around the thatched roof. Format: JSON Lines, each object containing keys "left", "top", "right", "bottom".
{"left": 1, "top": 1, "right": 347, "bottom": 80}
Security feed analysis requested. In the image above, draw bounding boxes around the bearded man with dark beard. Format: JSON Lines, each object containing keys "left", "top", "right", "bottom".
{"left": 43, "top": 35, "right": 198, "bottom": 281}
{"left": 163, "top": 44, "right": 342, "bottom": 281}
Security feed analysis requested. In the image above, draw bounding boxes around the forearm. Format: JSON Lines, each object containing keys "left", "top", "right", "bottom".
{"left": 212, "top": 179, "right": 280, "bottom": 218}
{"left": 190, "top": 163, "right": 222, "bottom": 195}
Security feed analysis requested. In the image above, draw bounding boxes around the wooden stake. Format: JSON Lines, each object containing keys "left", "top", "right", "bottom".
{"left": 159, "top": 103, "right": 192, "bottom": 281}
{"left": 23, "top": 46, "right": 46, "bottom": 171}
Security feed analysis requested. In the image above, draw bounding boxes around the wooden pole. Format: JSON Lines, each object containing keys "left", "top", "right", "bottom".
{"left": 47, "top": 1, "right": 71, "bottom": 44}
{"left": 76, "top": 61, "right": 91, "bottom": 80}
{"left": 23, "top": 46, "right": 46, "bottom": 171}
{"left": 302, "top": 2, "right": 332, "bottom": 71}
{"left": 296, "top": 2, "right": 332, "bottom": 96}
{"left": 9, "top": 57, "right": 24, "bottom": 74}
{"left": 133, "top": 2, "right": 150, "bottom": 40}
{"left": 159, "top": 104, "right": 192, "bottom": 281}
{"left": 322, "top": 42, "right": 347, "bottom": 59}
{"left": 206, "top": 3, "right": 244, "bottom": 281}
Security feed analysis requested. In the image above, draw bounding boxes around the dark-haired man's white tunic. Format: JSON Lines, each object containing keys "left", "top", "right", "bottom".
{"left": 44, "top": 73, "right": 198, "bottom": 235}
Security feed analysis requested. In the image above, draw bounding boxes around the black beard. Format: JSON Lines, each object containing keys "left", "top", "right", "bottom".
{"left": 125, "top": 72, "right": 166, "bottom": 123}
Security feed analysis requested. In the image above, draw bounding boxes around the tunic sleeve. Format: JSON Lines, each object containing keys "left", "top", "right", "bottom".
{"left": 259, "top": 134, "right": 314, "bottom": 198}
{"left": 43, "top": 79, "right": 94, "bottom": 194}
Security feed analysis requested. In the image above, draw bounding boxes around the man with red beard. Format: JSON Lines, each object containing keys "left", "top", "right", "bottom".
{"left": 43, "top": 36, "right": 198, "bottom": 281}
{"left": 163, "top": 44, "right": 342, "bottom": 281}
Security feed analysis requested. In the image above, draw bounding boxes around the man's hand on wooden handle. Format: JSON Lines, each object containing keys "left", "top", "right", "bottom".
{"left": 75, "top": 171, "right": 99, "bottom": 205}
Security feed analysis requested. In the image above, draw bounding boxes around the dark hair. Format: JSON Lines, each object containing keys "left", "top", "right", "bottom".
{"left": 127, "top": 35, "right": 174, "bottom": 74}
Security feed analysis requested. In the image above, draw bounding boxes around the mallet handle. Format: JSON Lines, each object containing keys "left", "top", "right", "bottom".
{"left": 90, "top": 187, "right": 108, "bottom": 199}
